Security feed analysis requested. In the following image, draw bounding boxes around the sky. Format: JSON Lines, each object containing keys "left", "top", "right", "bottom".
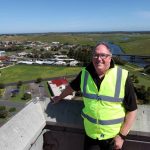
{"left": 0, "top": 0, "right": 150, "bottom": 34}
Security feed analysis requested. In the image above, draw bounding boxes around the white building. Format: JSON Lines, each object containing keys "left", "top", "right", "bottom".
{"left": 0, "top": 51, "right": 6, "bottom": 56}
{"left": 18, "top": 61, "right": 33, "bottom": 64}
{"left": 47, "top": 78, "right": 75, "bottom": 100}
{"left": 70, "top": 60, "right": 79, "bottom": 66}
{"left": 54, "top": 61, "right": 66, "bottom": 66}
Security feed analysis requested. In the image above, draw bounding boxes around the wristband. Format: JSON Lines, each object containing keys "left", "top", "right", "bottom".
{"left": 118, "top": 132, "right": 126, "bottom": 140}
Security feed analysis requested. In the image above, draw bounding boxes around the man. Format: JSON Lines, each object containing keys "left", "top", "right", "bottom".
{"left": 51, "top": 42, "right": 137, "bottom": 150}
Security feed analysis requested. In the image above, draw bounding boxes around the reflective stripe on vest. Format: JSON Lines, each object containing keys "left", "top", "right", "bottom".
{"left": 81, "top": 111, "right": 124, "bottom": 125}
{"left": 83, "top": 67, "right": 123, "bottom": 102}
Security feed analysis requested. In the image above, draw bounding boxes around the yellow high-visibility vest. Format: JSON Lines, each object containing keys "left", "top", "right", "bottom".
{"left": 80, "top": 65, "right": 128, "bottom": 140}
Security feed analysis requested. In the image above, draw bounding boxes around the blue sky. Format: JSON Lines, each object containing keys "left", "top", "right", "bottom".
{"left": 0, "top": 0, "right": 150, "bottom": 33}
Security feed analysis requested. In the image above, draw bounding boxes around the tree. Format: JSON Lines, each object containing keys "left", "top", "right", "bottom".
{"left": 113, "top": 56, "right": 126, "bottom": 65}
{"left": 0, "top": 83, "right": 5, "bottom": 97}
{"left": 144, "top": 65, "right": 150, "bottom": 74}
{"left": 130, "top": 75, "right": 139, "bottom": 83}
{"left": 0, "top": 106, "right": 8, "bottom": 118}
{"left": 35, "top": 77, "right": 43, "bottom": 83}
{"left": 136, "top": 85, "right": 146, "bottom": 103}
{"left": 22, "top": 92, "right": 31, "bottom": 100}
{"left": 0, "top": 83, "right": 5, "bottom": 89}
{"left": 17, "top": 80, "right": 23, "bottom": 88}
{"left": 68, "top": 48, "right": 74, "bottom": 58}
{"left": 9, "top": 107, "right": 16, "bottom": 112}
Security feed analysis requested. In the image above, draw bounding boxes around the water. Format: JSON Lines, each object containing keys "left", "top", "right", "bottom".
{"left": 108, "top": 43, "right": 149, "bottom": 67}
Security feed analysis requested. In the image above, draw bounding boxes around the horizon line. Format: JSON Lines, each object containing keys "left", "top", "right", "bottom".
{"left": 1, "top": 30, "right": 150, "bottom": 35}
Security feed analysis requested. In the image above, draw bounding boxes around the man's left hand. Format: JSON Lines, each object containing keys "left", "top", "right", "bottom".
{"left": 113, "top": 135, "right": 124, "bottom": 150}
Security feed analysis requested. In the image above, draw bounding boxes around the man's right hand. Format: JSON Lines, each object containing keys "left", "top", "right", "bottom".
{"left": 50, "top": 96, "right": 62, "bottom": 104}
{"left": 50, "top": 85, "right": 74, "bottom": 104}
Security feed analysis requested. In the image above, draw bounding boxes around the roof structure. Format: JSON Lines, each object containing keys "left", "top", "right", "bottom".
{"left": 51, "top": 78, "right": 68, "bottom": 87}
{"left": 47, "top": 78, "right": 75, "bottom": 100}
{"left": 0, "top": 56, "right": 9, "bottom": 61}
{"left": 0, "top": 98, "right": 150, "bottom": 150}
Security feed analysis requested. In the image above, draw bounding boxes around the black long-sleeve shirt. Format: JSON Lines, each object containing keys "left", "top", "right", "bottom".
{"left": 70, "top": 62, "right": 137, "bottom": 111}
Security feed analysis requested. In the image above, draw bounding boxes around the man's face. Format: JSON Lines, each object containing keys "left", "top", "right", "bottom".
{"left": 92, "top": 44, "right": 112, "bottom": 72}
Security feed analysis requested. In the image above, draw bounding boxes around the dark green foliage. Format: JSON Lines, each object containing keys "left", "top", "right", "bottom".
{"left": 35, "top": 77, "right": 43, "bottom": 83}
{"left": 0, "top": 83, "right": 5, "bottom": 89}
{"left": 22, "top": 92, "right": 31, "bottom": 100}
{"left": 144, "top": 65, "right": 150, "bottom": 74}
{"left": 134, "top": 85, "right": 150, "bottom": 104}
{"left": 17, "top": 80, "right": 23, "bottom": 88}
{"left": 0, "top": 106, "right": 8, "bottom": 118}
{"left": 9, "top": 107, "right": 16, "bottom": 112}
{"left": 68, "top": 45, "right": 93, "bottom": 65}
{"left": 130, "top": 74, "right": 139, "bottom": 83}
{"left": 112, "top": 56, "right": 126, "bottom": 65}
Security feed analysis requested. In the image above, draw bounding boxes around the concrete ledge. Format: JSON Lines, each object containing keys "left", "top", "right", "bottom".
{"left": 0, "top": 98, "right": 150, "bottom": 150}
{"left": 0, "top": 101, "right": 46, "bottom": 150}
{"left": 131, "top": 105, "right": 150, "bottom": 135}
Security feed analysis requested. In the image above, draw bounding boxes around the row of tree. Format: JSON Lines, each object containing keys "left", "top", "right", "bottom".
{"left": 68, "top": 45, "right": 126, "bottom": 66}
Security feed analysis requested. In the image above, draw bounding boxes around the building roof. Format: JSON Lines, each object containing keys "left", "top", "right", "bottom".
{"left": 0, "top": 98, "right": 150, "bottom": 150}
{"left": 0, "top": 56, "right": 9, "bottom": 61}
{"left": 51, "top": 78, "right": 68, "bottom": 87}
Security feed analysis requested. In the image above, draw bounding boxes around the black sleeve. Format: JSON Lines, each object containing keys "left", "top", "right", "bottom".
{"left": 123, "top": 75, "right": 137, "bottom": 111}
{"left": 69, "top": 71, "right": 82, "bottom": 91}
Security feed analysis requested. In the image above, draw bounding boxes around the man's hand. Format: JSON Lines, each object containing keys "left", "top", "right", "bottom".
{"left": 50, "top": 85, "right": 74, "bottom": 104}
{"left": 50, "top": 96, "right": 62, "bottom": 104}
{"left": 113, "top": 135, "right": 124, "bottom": 150}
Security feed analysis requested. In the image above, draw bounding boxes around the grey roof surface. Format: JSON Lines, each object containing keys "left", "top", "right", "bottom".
{"left": 0, "top": 98, "right": 150, "bottom": 150}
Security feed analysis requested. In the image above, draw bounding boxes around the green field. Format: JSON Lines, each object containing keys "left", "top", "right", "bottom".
{"left": 0, "top": 63, "right": 149, "bottom": 106}
{"left": 1, "top": 33, "right": 150, "bottom": 55}
{"left": 122, "top": 63, "right": 150, "bottom": 88}
{"left": 1, "top": 63, "right": 149, "bottom": 89}
{"left": 0, "top": 33, "right": 150, "bottom": 88}
{"left": 0, "top": 64, "right": 82, "bottom": 84}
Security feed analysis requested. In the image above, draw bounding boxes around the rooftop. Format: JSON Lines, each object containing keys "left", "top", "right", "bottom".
{"left": 0, "top": 98, "right": 150, "bottom": 150}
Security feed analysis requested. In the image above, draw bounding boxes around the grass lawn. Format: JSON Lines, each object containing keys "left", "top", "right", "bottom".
{"left": 1, "top": 63, "right": 149, "bottom": 88}
{"left": 0, "top": 89, "right": 5, "bottom": 97}
{"left": 10, "top": 84, "right": 30, "bottom": 102}
{"left": 122, "top": 63, "right": 150, "bottom": 88}
{"left": 1, "top": 63, "right": 150, "bottom": 102}
{"left": 0, "top": 64, "right": 82, "bottom": 84}
{"left": 0, "top": 65, "right": 81, "bottom": 102}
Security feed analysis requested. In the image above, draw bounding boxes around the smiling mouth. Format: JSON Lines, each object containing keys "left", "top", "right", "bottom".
{"left": 96, "top": 62, "right": 103, "bottom": 65}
